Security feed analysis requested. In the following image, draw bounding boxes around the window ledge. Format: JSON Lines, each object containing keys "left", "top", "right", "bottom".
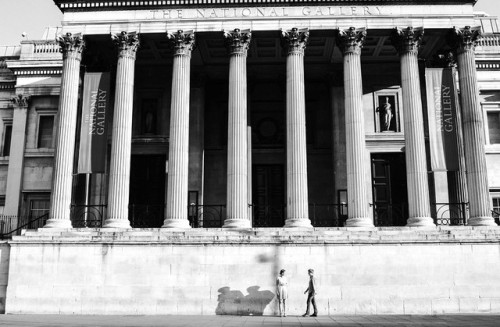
{"left": 25, "top": 149, "right": 55, "bottom": 157}
{"left": 486, "top": 145, "right": 500, "bottom": 154}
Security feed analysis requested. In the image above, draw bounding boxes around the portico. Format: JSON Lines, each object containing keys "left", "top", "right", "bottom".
{"left": 43, "top": 0, "right": 495, "bottom": 229}
{"left": 2, "top": 0, "right": 500, "bottom": 317}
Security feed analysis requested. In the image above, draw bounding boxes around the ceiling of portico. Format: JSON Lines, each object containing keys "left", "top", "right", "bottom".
{"left": 83, "top": 29, "right": 450, "bottom": 70}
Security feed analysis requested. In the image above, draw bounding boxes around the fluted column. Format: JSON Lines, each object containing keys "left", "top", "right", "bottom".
{"left": 104, "top": 31, "right": 139, "bottom": 228}
{"left": 45, "top": 33, "right": 84, "bottom": 228}
{"left": 391, "top": 27, "right": 434, "bottom": 227}
{"left": 281, "top": 28, "right": 312, "bottom": 228}
{"left": 163, "top": 30, "right": 195, "bottom": 228}
{"left": 4, "top": 95, "right": 30, "bottom": 217}
{"left": 449, "top": 26, "right": 494, "bottom": 226}
{"left": 223, "top": 29, "right": 251, "bottom": 228}
{"left": 337, "top": 28, "right": 373, "bottom": 227}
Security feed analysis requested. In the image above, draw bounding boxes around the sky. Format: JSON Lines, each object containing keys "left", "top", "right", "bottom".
{"left": 0, "top": 0, "right": 499, "bottom": 46}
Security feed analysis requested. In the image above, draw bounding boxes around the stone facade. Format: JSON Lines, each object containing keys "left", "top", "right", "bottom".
{"left": 0, "top": 0, "right": 499, "bottom": 315}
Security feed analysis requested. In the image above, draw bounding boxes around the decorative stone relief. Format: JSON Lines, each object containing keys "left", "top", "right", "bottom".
{"left": 10, "top": 94, "right": 30, "bottom": 108}
{"left": 391, "top": 26, "right": 424, "bottom": 55}
{"left": 167, "top": 30, "right": 195, "bottom": 56}
{"left": 336, "top": 27, "right": 367, "bottom": 56}
{"left": 223, "top": 28, "right": 252, "bottom": 56}
{"left": 281, "top": 27, "right": 309, "bottom": 55}
{"left": 448, "top": 26, "right": 482, "bottom": 54}
{"left": 57, "top": 32, "right": 85, "bottom": 59}
{"left": 111, "top": 31, "right": 140, "bottom": 59}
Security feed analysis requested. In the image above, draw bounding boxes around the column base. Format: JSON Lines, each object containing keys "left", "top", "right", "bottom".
{"left": 345, "top": 217, "right": 374, "bottom": 228}
{"left": 43, "top": 219, "right": 72, "bottom": 229}
{"left": 406, "top": 217, "right": 436, "bottom": 228}
{"left": 103, "top": 219, "right": 131, "bottom": 228}
{"left": 162, "top": 219, "right": 191, "bottom": 229}
{"left": 223, "top": 219, "right": 251, "bottom": 229}
{"left": 468, "top": 216, "right": 497, "bottom": 226}
{"left": 284, "top": 218, "right": 313, "bottom": 228}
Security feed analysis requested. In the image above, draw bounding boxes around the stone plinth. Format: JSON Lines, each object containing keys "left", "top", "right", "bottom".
{"left": 4, "top": 227, "right": 500, "bottom": 315}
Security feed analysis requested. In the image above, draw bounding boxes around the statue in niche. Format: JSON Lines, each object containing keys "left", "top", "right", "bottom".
{"left": 141, "top": 99, "right": 157, "bottom": 135}
{"left": 377, "top": 96, "right": 394, "bottom": 132}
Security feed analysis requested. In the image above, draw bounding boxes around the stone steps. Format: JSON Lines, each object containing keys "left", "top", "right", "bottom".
{"left": 10, "top": 226, "right": 500, "bottom": 244}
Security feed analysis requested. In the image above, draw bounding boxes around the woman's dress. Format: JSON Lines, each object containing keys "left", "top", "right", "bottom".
{"left": 276, "top": 276, "right": 288, "bottom": 300}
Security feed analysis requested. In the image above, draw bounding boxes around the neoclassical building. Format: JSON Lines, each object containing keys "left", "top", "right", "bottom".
{"left": 0, "top": 0, "right": 500, "bottom": 316}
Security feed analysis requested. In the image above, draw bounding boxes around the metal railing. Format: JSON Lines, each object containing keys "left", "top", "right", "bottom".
{"left": 309, "top": 203, "right": 347, "bottom": 227}
{"left": 373, "top": 203, "right": 407, "bottom": 227}
{"left": 71, "top": 204, "right": 106, "bottom": 228}
{"left": 250, "top": 204, "right": 286, "bottom": 227}
{"left": 188, "top": 204, "right": 226, "bottom": 228}
{"left": 129, "top": 204, "right": 164, "bottom": 228}
{"left": 433, "top": 202, "right": 468, "bottom": 226}
{"left": 0, "top": 214, "right": 49, "bottom": 239}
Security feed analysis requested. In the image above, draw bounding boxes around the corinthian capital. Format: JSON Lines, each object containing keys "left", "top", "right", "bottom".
{"left": 11, "top": 94, "right": 30, "bottom": 108}
{"left": 336, "top": 27, "right": 367, "bottom": 56}
{"left": 57, "top": 33, "right": 85, "bottom": 59}
{"left": 112, "top": 31, "right": 140, "bottom": 59}
{"left": 448, "top": 26, "right": 482, "bottom": 53}
{"left": 224, "top": 29, "right": 252, "bottom": 56}
{"left": 391, "top": 27, "right": 424, "bottom": 56}
{"left": 167, "top": 30, "right": 195, "bottom": 56}
{"left": 281, "top": 28, "right": 309, "bottom": 55}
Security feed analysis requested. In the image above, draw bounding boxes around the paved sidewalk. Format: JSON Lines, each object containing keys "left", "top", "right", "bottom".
{"left": 1, "top": 315, "right": 500, "bottom": 327}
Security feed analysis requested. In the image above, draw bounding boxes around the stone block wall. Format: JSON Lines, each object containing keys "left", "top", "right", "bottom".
{"left": 0, "top": 242, "right": 10, "bottom": 314}
{"left": 4, "top": 228, "right": 500, "bottom": 315}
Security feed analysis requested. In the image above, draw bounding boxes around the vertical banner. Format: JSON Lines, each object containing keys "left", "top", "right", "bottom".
{"left": 425, "top": 68, "right": 460, "bottom": 171}
{"left": 78, "top": 72, "right": 110, "bottom": 173}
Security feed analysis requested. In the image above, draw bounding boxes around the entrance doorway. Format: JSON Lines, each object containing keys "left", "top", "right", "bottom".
{"left": 252, "top": 164, "right": 285, "bottom": 227}
{"left": 371, "top": 153, "right": 408, "bottom": 226}
{"left": 129, "top": 155, "right": 166, "bottom": 227}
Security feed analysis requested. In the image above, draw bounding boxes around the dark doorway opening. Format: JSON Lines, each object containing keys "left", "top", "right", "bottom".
{"left": 129, "top": 154, "right": 166, "bottom": 227}
{"left": 252, "top": 164, "right": 285, "bottom": 227}
{"left": 371, "top": 153, "right": 408, "bottom": 226}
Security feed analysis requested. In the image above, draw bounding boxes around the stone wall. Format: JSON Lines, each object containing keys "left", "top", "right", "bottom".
{"left": 0, "top": 242, "right": 10, "bottom": 314}
{"left": 4, "top": 228, "right": 500, "bottom": 315}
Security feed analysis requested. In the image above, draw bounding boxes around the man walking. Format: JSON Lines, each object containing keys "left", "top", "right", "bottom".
{"left": 302, "top": 268, "right": 318, "bottom": 317}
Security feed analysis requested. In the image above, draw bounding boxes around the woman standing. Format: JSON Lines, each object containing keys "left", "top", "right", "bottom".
{"left": 276, "top": 269, "right": 288, "bottom": 317}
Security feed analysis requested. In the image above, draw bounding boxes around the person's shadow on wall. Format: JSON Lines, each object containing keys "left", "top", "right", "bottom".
{"left": 216, "top": 286, "right": 274, "bottom": 316}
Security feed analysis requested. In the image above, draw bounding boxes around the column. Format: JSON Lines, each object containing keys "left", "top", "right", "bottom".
{"left": 104, "top": 31, "right": 139, "bottom": 228}
{"left": 45, "top": 33, "right": 84, "bottom": 228}
{"left": 281, "top": 28, "right": 312, "bottom": 228}
{"left": 223, "top": 29, "right": 251, "bottom": 228}
{"left": 449, "top": 26, "right": 494, "bottom": 226}
{"left": 4, "top": 95, "right": 30, "bottom": 217}
{"left": 163, "top": 30, "right": 195, "bottom": 228}
{"left": 336, "top": 27, "right": 373, "bottom": 227}
{"left": 391, "top": 27, "right": 434, "bottom": 227}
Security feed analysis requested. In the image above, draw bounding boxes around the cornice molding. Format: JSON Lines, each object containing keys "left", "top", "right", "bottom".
{"left": 13, "top": 69, "right": 63, "bottom": 76}
{"left": 53, "top": 0, "right": 477, "bottom": 12}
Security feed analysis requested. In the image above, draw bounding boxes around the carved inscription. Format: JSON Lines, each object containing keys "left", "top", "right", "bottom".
{"left": 148, "top": 6, "right": 385, "bottom": 20}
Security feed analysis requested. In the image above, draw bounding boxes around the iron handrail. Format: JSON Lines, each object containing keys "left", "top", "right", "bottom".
{"left": 0, "top": 213, "right": 49, "bottom": 239}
